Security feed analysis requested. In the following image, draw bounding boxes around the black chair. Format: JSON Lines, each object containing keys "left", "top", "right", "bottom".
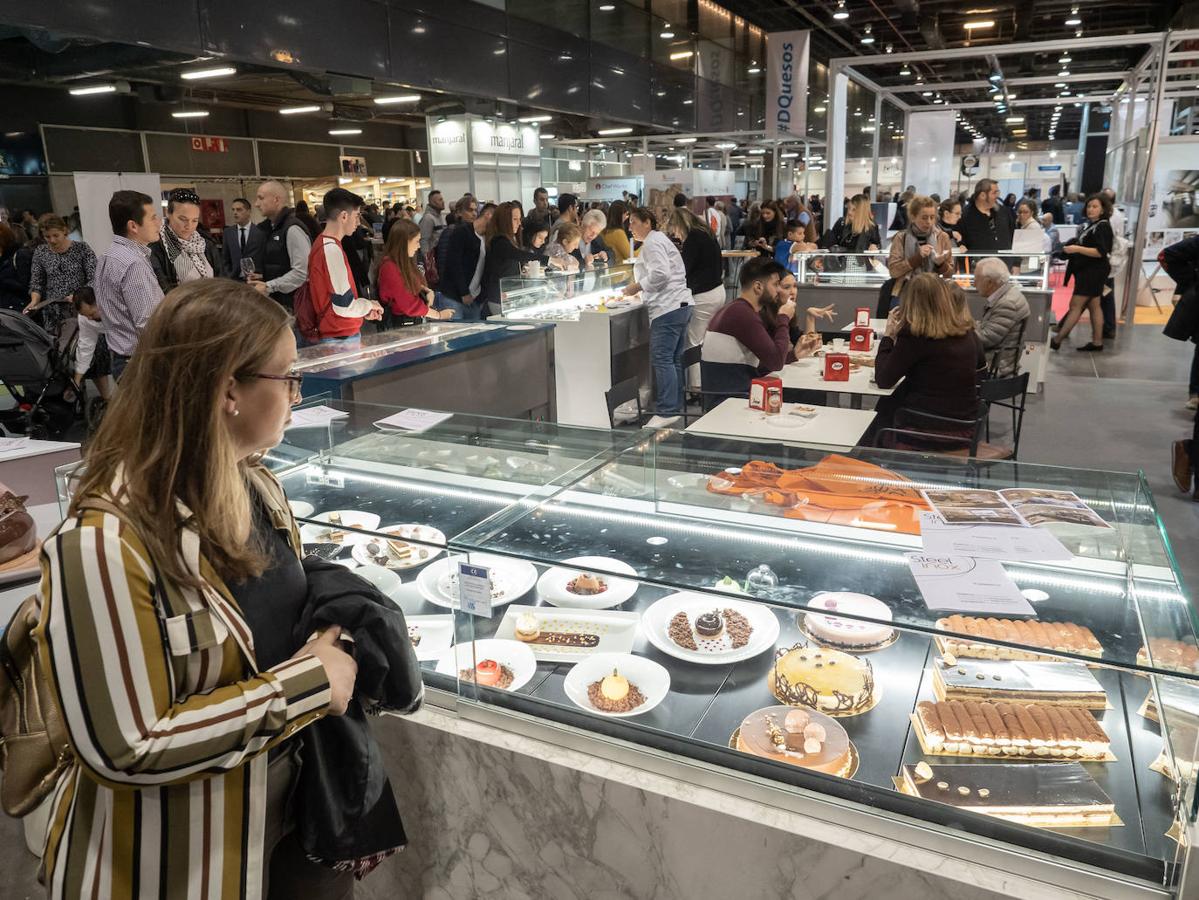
{"left": 874, "top": 406, "right": 984, "bottom": 458}
{"left": 875, "top": 277, "right": 897, "bottom": 318}
{"left": 681, "top": 346, "right": 751, "bottom": 424}
{"left": 979, "top": 371, "right": 1030, "bottom": 459}
{"left": 985, "top": 318, "right": 1028, "bottom": 378}
{"left": 605, "top": 376, "right": 647, "bottom": 428}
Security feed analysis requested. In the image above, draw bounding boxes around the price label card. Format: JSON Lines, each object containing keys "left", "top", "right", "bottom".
{"left": 373, "top": 408, "right": 454, "bottom": 433}
{"left": 457, "top": 562, "right": 493, "bottom": 618}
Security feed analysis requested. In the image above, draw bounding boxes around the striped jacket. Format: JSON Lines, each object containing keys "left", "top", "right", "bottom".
{"left": 35, "top": 465, "right": 331, "bottom": 899}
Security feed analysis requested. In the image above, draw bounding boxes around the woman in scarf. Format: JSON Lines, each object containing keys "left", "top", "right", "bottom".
{"left": 149, "top": 188, "right": 226, "bottom": 291}
{"left": 886, "top": 194, "right": 953, "bottom": 308}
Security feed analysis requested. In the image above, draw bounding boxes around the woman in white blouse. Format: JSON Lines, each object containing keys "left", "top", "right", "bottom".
{"left": 621, "top": 207, "right": 693, "bottom": 427}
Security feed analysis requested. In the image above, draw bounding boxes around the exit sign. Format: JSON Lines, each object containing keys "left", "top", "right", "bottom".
{"left": 190, "top": 136, "right": 229, "bottom": 153}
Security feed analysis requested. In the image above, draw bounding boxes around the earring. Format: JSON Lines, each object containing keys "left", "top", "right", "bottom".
{"left": 231, "top": 408, "right": 240, "bottom": 417}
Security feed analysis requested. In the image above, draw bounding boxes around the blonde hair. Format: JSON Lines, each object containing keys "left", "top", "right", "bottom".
{"left": 71, "top": 280, "right": 292, "bottom": 587}
{"left": 847, "top": 195, "right": 875, "bottom": 235}
{"left": 666, "top": 207, "right": 709, "bottom": 241}
{"left": 555, "top": 223, "right": 581, "bottom": 244}
{"left": 907, "top": 194, "right": 937, "bottom": 221}
{"left": 902, "top": 273, "right": 973, "bottom": 339}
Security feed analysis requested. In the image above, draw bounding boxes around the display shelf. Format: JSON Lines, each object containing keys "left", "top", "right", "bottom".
{"left": 498, "top": 263, "right": 636, "bottom": 322}
{"left": 792, "top": 251, "right": 1052, "bottom": 293}
{"left": 263, "top": 401, "right": 1197, "bottom": 896}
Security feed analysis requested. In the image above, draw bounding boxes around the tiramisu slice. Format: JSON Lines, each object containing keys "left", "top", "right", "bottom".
{"left": 914, "top": 699, "right": 1111, "bottom": 761}
{"left": 935, "top": 615, "right": 1103, "bottom": 661}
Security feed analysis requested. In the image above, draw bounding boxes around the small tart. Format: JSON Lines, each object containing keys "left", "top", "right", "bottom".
{"left": 514, "top": 613, "right": 541, "bottom": 642}
{"left": 568, "top": 573, "right": 608, "bottom": 596}
{"left": 600, "top": 669, "right": 630, "bottom": 702}
{"left": 474, "top": 659, "right": 502, "bottom": 687}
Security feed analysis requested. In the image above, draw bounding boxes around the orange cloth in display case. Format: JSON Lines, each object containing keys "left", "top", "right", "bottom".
{"left": 706, "top": 456, "right": 931, "bottom": 535}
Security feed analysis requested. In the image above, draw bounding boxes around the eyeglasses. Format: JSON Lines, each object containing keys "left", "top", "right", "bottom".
{"left": 245, "top": 371, "right": 304, "bottom": 402}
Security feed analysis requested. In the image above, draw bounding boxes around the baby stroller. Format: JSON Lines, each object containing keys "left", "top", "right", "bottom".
{"left": 0, "top": 308, "right": 82, "bottom": 439}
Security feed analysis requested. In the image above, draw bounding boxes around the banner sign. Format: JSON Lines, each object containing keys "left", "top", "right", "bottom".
{"left": 190, "top": 136, "right": 229, "bottom": 153}
{"left": 766, "top": 30, "right": 810, "bottom": 139}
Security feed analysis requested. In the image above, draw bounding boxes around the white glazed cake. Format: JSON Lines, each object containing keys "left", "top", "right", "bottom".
{"left": 804, "top": 592, "right": 894, "bottom": 649}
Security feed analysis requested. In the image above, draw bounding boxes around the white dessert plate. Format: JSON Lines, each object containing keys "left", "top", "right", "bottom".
{"left": 350, "top": 523, "right": 447, "bottom": 570}
{"left": 763, "top": 415, "right": 810, "bottom": 430}
{"left": 642, "top": 592, "right": 780, "bottom": 665}
{"left": 563, "top": 653, "right": 671, "bottom": 718}
{"left": 330, "top": 557, "right": 359, "bottom": 570}
{"left": 288, "top": 500, "right": 315, "bottom": 519}
{"left": 494, "top": 604, "right": 640, "bottom": 663}
{"left": 405, "top": 614, "right": 455, "bottom": 662}
{"left": 351, "top": 563, "right": 403, "bottom": 598}
{"left": 435, "top": 639, "right": 537, "bottom": 691}
{"left": 537, "top": 556, "right": 640, "bottom": 609}
{"left": 298, "top": 510, "right": 382, "bottom": 547}
{"left": 416, "top": 554, "right": 539, "bottom": 610}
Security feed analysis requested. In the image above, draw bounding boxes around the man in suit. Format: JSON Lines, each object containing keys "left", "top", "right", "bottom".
{"left": 222, "top": 197, "right": 264, "bottom": 280}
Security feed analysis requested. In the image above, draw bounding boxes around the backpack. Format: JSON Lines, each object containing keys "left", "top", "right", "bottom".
{"left": 1108, "top": 232, "right": 1130, "bottom": 275}
{"left": 292, "top": 281, "right": 321, "bottom": 345}
{"left": 422, "top": 247, "right": 440, "bottom": 288}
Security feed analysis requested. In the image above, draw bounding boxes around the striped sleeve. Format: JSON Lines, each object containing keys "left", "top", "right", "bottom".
{"left": 38, "top": 520, "right": 330, "bottom": 787}
{"left": 322, "top": 238, "right": 373, "bottom": 318}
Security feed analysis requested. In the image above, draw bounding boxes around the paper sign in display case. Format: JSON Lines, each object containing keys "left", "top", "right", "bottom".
{"left": 495, "top": 263, "right": 649, "bottom": 429}
{"left": 142, "top": 400, "right": 1199, "bottom": 899}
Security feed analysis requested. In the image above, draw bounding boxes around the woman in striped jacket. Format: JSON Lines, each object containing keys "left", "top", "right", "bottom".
{"left": 35, "top": 280, "right": 358, "bottom": 899}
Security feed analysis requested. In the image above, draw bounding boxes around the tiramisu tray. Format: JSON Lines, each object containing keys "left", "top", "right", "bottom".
{"left": 934, "top": 615, "right": 1103, "bottom": 662}
{"left": 912, "top": 699, "right": 1114, "bottom": 761}
{"left": 895, "top": 762, "right": 1121, "bottom": 828}
{"left": 933, "top": 658, "right": 1109, "bottom": 710}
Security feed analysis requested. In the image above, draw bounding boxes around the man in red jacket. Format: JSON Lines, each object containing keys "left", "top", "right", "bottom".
{"left": 306, "top": 187, "right": 383, "bottom": 342}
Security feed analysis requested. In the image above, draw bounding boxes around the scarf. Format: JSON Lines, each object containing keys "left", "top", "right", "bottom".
{"left": 904, "top": 223, "right": 937, "bottom": 273}
{"left": 163, "top": 225, "right": 213, "bottom": 281}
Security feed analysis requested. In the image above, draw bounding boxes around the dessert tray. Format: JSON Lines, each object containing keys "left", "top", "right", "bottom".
{"left": 350, "top": 523, "right": 447, "bottom": 570}
{"left": 642, "top": 593, "right": 780, "bottom": 665}
{"left": 495, "top": 605, "right": 640, "bottom": 663}
{"left": 405, "top": 614, "right": 455, "bottom": 662}
{"left": 435, "top": 639, "right": 538, "bottom": 691}
{"left": 417, "top": 554, "right": 539, "bottom": 610}
{"left": 299, "top": 510, "right": 381, "bottom": 547}
{"left": 536, "top": 556, "right": 640, "bottom": 609}
{"left": 288, "top": 500, "right": 315, "bottom": 519}
{"left": 563, "top": 653, "right": 671, "bottom": 717}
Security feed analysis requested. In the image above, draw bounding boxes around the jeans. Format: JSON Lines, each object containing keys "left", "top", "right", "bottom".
{"left": 438, "top": 295, "right": 483, "bottom": 321}
{"left": 650, "top": 305, "right": 692, "bottom": 415}
{"left": 317, "top": 334, "right": 362, "bottom": 346}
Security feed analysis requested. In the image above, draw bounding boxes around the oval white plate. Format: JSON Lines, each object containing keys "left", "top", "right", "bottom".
{"left": 563, "top": 653, "right": 670, "bottom": 717}
{"left": 416, "top": 554, "right": 539, "bottom": 610}
{"left": 537, "top": 556, "right": 640, "bottom": 610}
{"left": 435, "top": 639, "right": 537, "bottom": 691}
{"left": 763, "top": 415, "right": 810, "bottom": 429}
{"left": 350, "top": 524, "right": 447, "bottom": 570}
{"left": 288, "top": 500, "right": 315, "bottom": 519}
{"left": 352, "top": 563, "right": 403, "bottom": 597}
{"left": 642, "top": 592, "right": 780, "bottom": 665}
{"left": 299, "top": 510, "right": 382, "bottom": 547}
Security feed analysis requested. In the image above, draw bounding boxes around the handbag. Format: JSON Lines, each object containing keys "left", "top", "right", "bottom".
{"left": 0, "top": 591, "right": 71, "bottom": 817}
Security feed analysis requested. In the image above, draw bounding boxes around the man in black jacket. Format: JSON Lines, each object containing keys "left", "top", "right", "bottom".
{"left": 251, "top": 180, "right": 312, "bottom": 311}
{"left": 958, "top": 178, "right": 1015, "bottom": 254}
{"left": 1165, "top": 234, "right": 1199, "bottom": 498}
{"left": 439, "top": 200, "right": 495, "bottom": 321}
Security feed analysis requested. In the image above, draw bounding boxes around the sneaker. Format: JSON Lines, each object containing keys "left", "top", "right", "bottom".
{"left": 644, "top": 415, "right": 682, "bottom": 429}
{"left": 1187, "top": 396, "right": 1199, "bottom": 411}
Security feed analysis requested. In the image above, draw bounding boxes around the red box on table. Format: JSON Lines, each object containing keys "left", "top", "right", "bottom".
{"left": 855, "top": 307, "right": 871, "bottom": 327}
{"left": 824, "top": 353, "right": 851, "bottom": 382}
{"left": 749, "top": 375, "right": 782, "bottom": 410}
{"left": 849, "top": 326, "right": 873, "bottom": 351}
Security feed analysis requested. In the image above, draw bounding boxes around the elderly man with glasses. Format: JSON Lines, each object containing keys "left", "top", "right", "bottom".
{"left": 973, "top": 256, "right": 1031, "bottom": 377}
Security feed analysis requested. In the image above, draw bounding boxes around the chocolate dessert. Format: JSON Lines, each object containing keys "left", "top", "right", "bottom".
{"left": 567, "top": 573, "right": 608, "bottom": 596}
{"left": 695, "top": 611, "right": 724, "bottom": 637}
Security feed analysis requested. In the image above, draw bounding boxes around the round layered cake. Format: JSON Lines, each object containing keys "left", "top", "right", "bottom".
{"left": 735, "top": 705, "right": 853, "bottom": 776}
{"left": 767, "top": 644, "right": 877, "bottom": 716}
{"left": 804, "top": 592, "right": 894, "bottom": 650}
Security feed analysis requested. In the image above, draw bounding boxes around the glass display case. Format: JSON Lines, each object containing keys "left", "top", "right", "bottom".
{"left": 265, "top": 400, "right": 1196, "bottom": 898}
{"left": 497, "top": 264, "right": 649, "bottom": 428}
{"left": 793, "top": 251, "right": 1052, "bottom": 293}
{"left": 498, "top": 263, "right": 636, "bottom": 322}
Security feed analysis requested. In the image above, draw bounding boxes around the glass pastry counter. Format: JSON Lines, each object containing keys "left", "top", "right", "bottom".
{"left": 261, "top": 403, "right": 1197, "bottom": 898}
{"left": 292, "top": 321, "right": 556, "bottom": 419}
{"left": 496, "top": 264, "right": 649, "bottom": 429}
{"left": 792, "top": 251, "right": 1051, "bottom": 293}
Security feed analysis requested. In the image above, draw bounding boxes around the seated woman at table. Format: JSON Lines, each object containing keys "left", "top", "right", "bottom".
{"left": 778, "top": 269, "right": 833, "bottom": 361}
{"left": 870, "top": 273, "right": 985, "bottom": 445}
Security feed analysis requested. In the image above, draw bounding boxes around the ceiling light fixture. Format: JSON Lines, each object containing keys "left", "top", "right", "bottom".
{"left": 860, "top": 24, "right": 874, "bottom": 44}
{"left": 747, "top": 65, "right": 761, "bottom": 74}
{"left": 682, "top": 98, "right": 693, "bottom": 104}
{"left": 540, "top": 133, "right": 556, "bottom": 140}
{"left": 373, "top": 94, "right": 421, "bottom": 105}
{"left": 1059, "top": 54, "right": 1072, "bottom": 63}
{"left": 1064, "top": 6, "right": 1081, "bottom": 26}
{"left": 181, "top": 66, "right": 236, "bottom": 80}
{"left": 599, "top": 3, "right": 615, "bottom": 9}
{"left": 69, "top": 84, "right": 117, "bottom": 95}
{"left": 677, "top": 137, "right": 697, "bottom": 143}
{"left": 1005, "top": 116, "right": 1024, "bottom": 124}
{"left": 171, "top": 110, "right": 209, "bottom": 119}
{"left": 885, "top": 43, "right": 893, "bottom": 53}
{"left": 279, "top": 105, "right": 321, "bottom": 115}
{"left": 660, "top": 26, "right": 675, "bottom": 38}
{"left": 833, "top": 0, "right": 849, "bottom": 20}
{"left": 814, "top": 105, "right": 827, "bottom": 113}
{"left": 329, "top": 127, "right": 362, "bottom": 135}
{"left": 519, "top": 114, "right": 552, "bottom": 123}
{"left": 670, "top": 51, "right": 694, "bottom": 60}
{"left": 598, "top": 126, "right": 633, "bottom": 135}
{"left": 963, "top": 19, "right": 994, "bottom": 30}
{"left": 900, "top": 64, "right": 912, "bottom": 75}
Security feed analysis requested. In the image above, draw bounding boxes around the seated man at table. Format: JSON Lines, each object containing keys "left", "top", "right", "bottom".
{"left": 972, "top": 256, "right": 1030, "bottom": 377}
{"left": 701, "top": 258, "right": 793, "bottom": 400}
